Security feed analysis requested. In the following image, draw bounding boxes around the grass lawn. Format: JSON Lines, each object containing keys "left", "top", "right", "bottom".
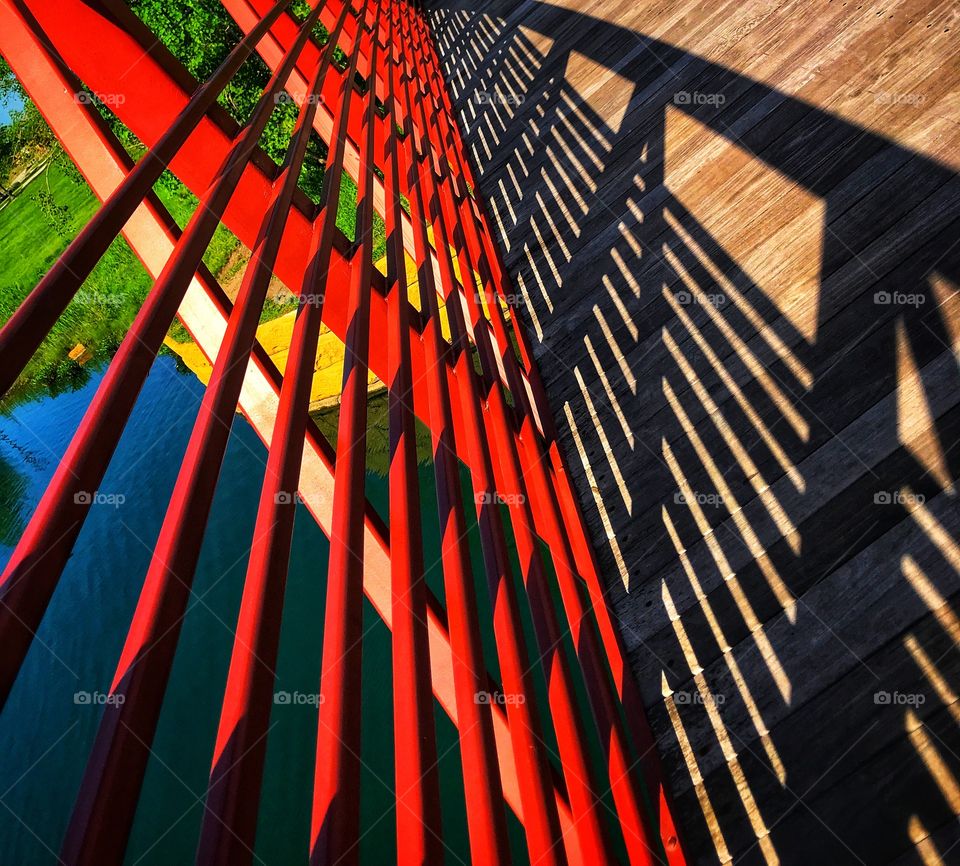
{"left": 153, "top": 172, "right": 241, "bottom": 277}
{"left": 0, "top": 161, "right": 250, "bottom": 408}
{"left": 0, "top": 161, "right": 155, "bottom": 407}
{"left": 0, "top": 160, "right": 98, "bottom": 292}
{"left": 335, "top": 171, "right": 388, "bottom": 261}
{"left": 0, "top": 155, "right": 391, "bottom": 409}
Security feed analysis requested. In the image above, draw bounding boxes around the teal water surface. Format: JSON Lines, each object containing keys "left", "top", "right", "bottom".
{"left": 0, "top": 355, "right": 507, "bottom": 865}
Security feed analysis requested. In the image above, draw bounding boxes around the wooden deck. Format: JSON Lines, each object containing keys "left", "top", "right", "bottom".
{"left": 425, "top": 1, "right": 960, "bottom": 863}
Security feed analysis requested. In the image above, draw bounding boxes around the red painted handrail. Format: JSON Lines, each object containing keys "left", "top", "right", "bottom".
{"left": 0, "top": 1, "right": 688, "bottom": 864}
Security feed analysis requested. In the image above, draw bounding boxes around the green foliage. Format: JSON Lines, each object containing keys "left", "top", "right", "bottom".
{"left": 259, "top": 295, "right": 299, "bottom": 324}
{"left": 152, "top": 177, "right": 244, "bottom": 276}
{"left": 0, "top": 124, "right": 14, "bottom": 185}
{"left": 4, "top": 100, "right": 56, "bottom": 172}
{"left": 52, "top": 145, "right": 87, "bottom": 186}
{"left": 0, "top": 452, "right": 29, "bottom": 547}
{"left": 125, "top": 0, "right": 386, "bottom": 253}
{"left": 0, "top": 0, "right": 394, "bottom": 410}
{"left": 127, "top": 0, "right": 328, "bottom": 198}
{"left": 0, "top": 162, "right": 155, "bottom": 409}
{"left": 33, "top": 186, "right": 72, "bottom": 238}
{"left": 0, "top": 56, "right": 15, "bottom": 91}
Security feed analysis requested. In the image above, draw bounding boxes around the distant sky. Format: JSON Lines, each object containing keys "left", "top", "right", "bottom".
{"left": 0, "top": 90, "right": 25, "bottom": 126}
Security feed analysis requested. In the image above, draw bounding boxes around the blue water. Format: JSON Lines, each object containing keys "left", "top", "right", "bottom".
{"left": 0, "top": 356, "right": 498, "bottom": 864}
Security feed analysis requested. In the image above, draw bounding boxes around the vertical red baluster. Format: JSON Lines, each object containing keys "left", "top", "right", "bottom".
{"left": 193, "top": 2, "right": 362, "bottom": 862}
{"left": 381, "top": 2, "right": 444, "bottom": 864}
{"left": 409, "top": 7, "right": 686, "bottom": 864}
{"left": 393, "top": 6, "right": 574, "bottom": 866}
{"left": 389, "top": 4, "right": 514, "bottom": 863}
{"left": 58, "top": 8, "right": 328, "bottom": 864}
{"left": 310, "top": 2, "right": 381, "bottom": 864}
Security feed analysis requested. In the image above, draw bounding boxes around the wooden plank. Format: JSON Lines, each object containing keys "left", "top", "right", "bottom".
{"left": 621, "top": 337, "right": 960, "bottom": 657}
{"left": 427, "top": 2, "right": 960, "bottom": 864}
{"left": 686, "top": 605, "right": 960, "bottom": 863}
{"left": 658, "top": 521, "right": 960, "bottom": 792}
{"left": 633, "top": 395, "right": 960, "bottom": 718}
{"left": 546, "top": 217, "right": 959, "bottom": 592}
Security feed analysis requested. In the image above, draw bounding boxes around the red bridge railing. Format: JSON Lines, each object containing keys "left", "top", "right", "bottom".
{"left": 0, "top": 1, "right": 687, "bottom": 863}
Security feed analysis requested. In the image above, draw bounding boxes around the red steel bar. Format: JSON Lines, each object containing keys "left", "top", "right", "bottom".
{"left": 406, "top": 10, "right": 552, "bottom": 429}
{"left": 397, "top": 10, "right": 652, "bottom": 865}
{"left": 0, "top": 11, "right": 569, "bottom": 852}
{"left": 193, "top": 3, "right": 362, "bottom": 863}
{"left": 0, "top": 0, "right": 299, "bottom": 710}
{"left": 0, "top": 4, "right": 582, "bottom": 854}
{"left": 8, "top": 0, "right": 530, "bottom": 487}
{"left": 228, "top": 0, "right": 386, "bottom": 143}
{"left": 227, "top": 0, "right": 547, "bottom": 435}
{"left": 0, "top": 1, "right": 693, "bottom": 863}
{"left": 310, "top": 1, "right": 380, "bottom": 864}
{"left": 410, "top": 9, "right": 686, "bottom": 864}
{"left": 0, "top": 0, "right": 293, "bottom": 399}
{"left": 382, "top": 2, "right": 443, "bottom": 863}
{"left": 389, "top": 7, "right": 513, "bottom": 864}
{"left": 392, "top": 8, "right": 571, "bottom": 866}
{"left": 58, "top": 9, "right": 331, "bottom": 864}
{"left": 408, "top": 7, "right": 682, "bottom": 863}
{"left": 411, "top": 17, "right": 666, "bottom": 865}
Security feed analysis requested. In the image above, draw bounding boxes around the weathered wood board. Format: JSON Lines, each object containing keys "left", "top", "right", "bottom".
{"left": 428, "top": 0, "right": 960, "bottom": 863}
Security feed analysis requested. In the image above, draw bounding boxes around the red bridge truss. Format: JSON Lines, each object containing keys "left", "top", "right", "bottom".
{"left": 0, "top": 1, "right": 687, "bottom": 863}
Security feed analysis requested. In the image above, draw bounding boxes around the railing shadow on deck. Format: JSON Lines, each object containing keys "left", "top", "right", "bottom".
{"left": 427, "top": 1, "right": 960, "bottom": 863}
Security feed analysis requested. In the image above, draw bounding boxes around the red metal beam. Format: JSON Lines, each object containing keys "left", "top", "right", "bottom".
{"left": 410, "top": 9, "right": 689, "bottom": 863}
{"left": 0, "top": 0, "right": 294, "bottom": 398}
{"left": 391, "top": 4, "right": 513, "bottom": 861}
{"left": 310, "top": 1, "right": 381, "bottom": 862}
{"left": 0, "top": 1, "right": 690, "bottom": 863}
{"left": 4, "top": 0, "right": 543, "bottom": 481}
{"left": 0, "top": 10, "right": 576, "bottom": 858}
{"left": 382, "top": 5, "right": 444, "bottom": 861}
{"left": 190, "top": 4, "right": 362, "bottom": 863}
{"left": 397, "top": 8, "right": 647, "bottom": 864}
{"left": 58, "top": 9, "right": 332, "bottom": 864}
{"left": 223, "top": 0, "right": 547, "bottom": 430}
{"left": 393, "top": 7, "right": 571, "bottom": 865}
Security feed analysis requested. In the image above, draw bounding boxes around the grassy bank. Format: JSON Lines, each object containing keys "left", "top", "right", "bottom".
{"left": 0, "top": 161, "right": 154, "bottom": 407}
{"left": 0, "top": 0, "right": 395, "bottom": 410}
{"left": 0, "top": 159, "right": 253, "bottom": 409}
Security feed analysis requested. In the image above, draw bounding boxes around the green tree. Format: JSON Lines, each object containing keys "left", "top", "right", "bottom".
{"left": 128, "top": 0, "right": 328, "bottom": 199}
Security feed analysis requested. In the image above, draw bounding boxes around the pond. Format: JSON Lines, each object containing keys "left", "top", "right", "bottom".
{"left": 0, "top": 354, "right": 534, "bottom": 865}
